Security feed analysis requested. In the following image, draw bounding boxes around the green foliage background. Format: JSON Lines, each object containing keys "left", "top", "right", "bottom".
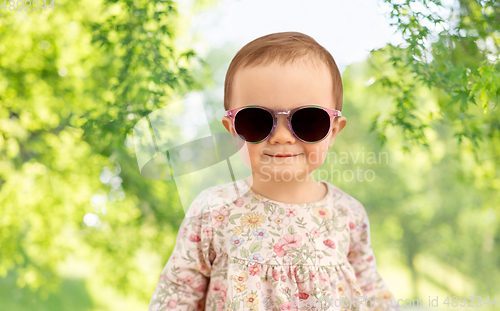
{"left": 0, "top": 0, "right": 498, "bottom": 309}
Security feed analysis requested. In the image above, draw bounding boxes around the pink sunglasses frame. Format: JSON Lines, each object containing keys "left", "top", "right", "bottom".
{"left": 225, "top": 105, "right": 342, "bottom": 144}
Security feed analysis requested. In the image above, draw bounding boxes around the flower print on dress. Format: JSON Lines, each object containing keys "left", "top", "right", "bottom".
{"left": 272, "top": 268, "right": 281, "bottom": 281}
{"left": 253, "top": 228, "right": 269, "bottom": 240}
{"left": 349, "top": 221, "right": 357, "bottom": 230}
{"left": 249, "top": 263, "right": 260, "bottom": 276}
{"left": 248, "top": 253, "right": 264, "bottom": 262}
{"left": 359, "top": 221, "right": 368, "bottom": 231}
{"left": 310, "top": 227, "right": 320, "bottom": 238}
{"left": 323, "top": 239, "right": 336, "bottom": 249}
{"left": 270, "top": 212, "right": 290, "bottom": 229}
{"left": 273, "top": 242, "right": 286, "bottom": 258}
{"left": 202, "top": 227, "right": 213, "bottom": 238}
{"left": 284, "top": 208, "right": 297, "bottom": 217}
{"left": 234, "top": 197, "right": 244, "bottom": 207}
{"left": 230, "top": 235, "right": 245, "bottom": 247}
{"left": 280, "top": 234, "right": 302, "bottom": 251}
{"left": 279, "top": 301, "right": 299, "bottom": 311}
{"left": 243, "top": 293, "right": 259, "bottom": 310}
{"left": 166, "top": 299, "right": 177, "bottom": 309}
{"left": 189, "top": 234, "right": 201, "bottom": 242}
{"left": 337, "top": 282, "right": 347, "bottom": 296}
{"left": 232, "top": 272, "right": 248, "bottom": 284}
{"left": 234, "top": 283, "right": 246, "bottom": 293}
{"left": 294, "top": 292, "right": 309, "bottom": 301}
{"left": 212, "top": 206, "right": 229, "bottom": 228}
{"left": 240, "top": 211, "right": 266, "bottom": 229}
{"left": 314, "top": 206, "right": 331, "bottom": 220}
{"left": 273, "top": 234, "right": 302, "bottom": 257}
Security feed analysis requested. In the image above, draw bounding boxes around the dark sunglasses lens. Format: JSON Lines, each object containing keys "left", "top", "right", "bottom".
{"left": 291, "top": 108, "right": 330, "bottom": 142}
{"left": 234, "top": 108, "right": 274, "bottom": 142}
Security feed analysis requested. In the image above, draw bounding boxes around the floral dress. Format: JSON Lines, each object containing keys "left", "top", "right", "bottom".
{"left": 148, "top": 179, "right": 402, "bottom": 311}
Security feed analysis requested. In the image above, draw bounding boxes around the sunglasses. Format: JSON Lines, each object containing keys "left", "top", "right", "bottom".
{"left": 225, "top": 105, "right": 342, "bottom": 144}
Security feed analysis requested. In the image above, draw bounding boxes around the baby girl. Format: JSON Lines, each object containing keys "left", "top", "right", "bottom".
{"left": 148, "top": 31, "right": 402, "bottom": 311}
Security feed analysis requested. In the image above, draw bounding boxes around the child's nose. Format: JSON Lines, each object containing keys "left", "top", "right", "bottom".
{"left": 268, "top": 115, "right": 296, "bottom": 144}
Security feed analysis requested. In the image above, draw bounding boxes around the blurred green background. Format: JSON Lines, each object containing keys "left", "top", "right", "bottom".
{"left": 0, "top": 0, "right": 499, "bottom": 310}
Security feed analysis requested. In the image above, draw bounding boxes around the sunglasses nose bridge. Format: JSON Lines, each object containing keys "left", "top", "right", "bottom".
{"left": 274, "top": 109, "right": 290, "bottom": 116}
{"left": 273, "top": 109, "right": 291, "bottom": 125}
{"left": 274, "top": 109, "right": 291, "bottom": 125}
{"left": 270, "top": 110, "right": 295, "bottom": 142}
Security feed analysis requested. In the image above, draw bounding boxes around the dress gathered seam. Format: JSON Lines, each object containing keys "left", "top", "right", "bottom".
{"left": 227, "top": 254, "right": 349, "bottom": 268}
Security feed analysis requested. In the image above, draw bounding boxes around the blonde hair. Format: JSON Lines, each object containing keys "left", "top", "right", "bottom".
{"left": 224, "top": 31, "right": 343, "bottom": 111}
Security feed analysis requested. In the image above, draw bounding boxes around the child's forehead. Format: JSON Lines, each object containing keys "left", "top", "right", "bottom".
{"left": 231, "top": 60, "right": 334, "bottom": 109}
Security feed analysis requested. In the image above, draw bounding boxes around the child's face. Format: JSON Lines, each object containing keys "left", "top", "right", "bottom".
{"left": 222, "top": 60, "right": 347, "bottom": 182}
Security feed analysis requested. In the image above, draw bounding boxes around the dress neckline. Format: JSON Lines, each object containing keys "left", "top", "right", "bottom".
{"left": 236, "top": 178, "right": 331, "bottom": 207}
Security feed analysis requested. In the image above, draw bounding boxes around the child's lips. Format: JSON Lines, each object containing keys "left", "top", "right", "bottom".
{"left": 265, "top": 153, "right": 303, "bottom": 157}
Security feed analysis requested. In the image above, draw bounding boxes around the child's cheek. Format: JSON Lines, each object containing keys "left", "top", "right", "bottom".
{"left": 237, "top": 142, "right": 254, "bottom": 170}
{"left": 308, "top": 143, "right": 329, "bottom": 165}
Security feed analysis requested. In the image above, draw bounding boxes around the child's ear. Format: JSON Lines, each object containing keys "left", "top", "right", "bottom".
{"left": 328, "top": 116, "right": 347, "bottom": 147}
{"left": 222, "top": 116, "right": 234, "bottom": 133}
{"left": 222, "top": 116, "right": 246, "bottom": 151}
{"left": 334, "top": 116, "right": 347, "bottom": 132}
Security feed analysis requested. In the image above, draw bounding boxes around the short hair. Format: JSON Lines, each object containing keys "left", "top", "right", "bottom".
{"left": 224, "top": 31, "right": 343, "bottom": 111}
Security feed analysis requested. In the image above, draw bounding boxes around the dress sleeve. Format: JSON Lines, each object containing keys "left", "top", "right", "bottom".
{"left": 148, "top": 189, "right": 217, "bottom": 311}
{"left": 347, "top": 202, "right": 402, "bottom": 311}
